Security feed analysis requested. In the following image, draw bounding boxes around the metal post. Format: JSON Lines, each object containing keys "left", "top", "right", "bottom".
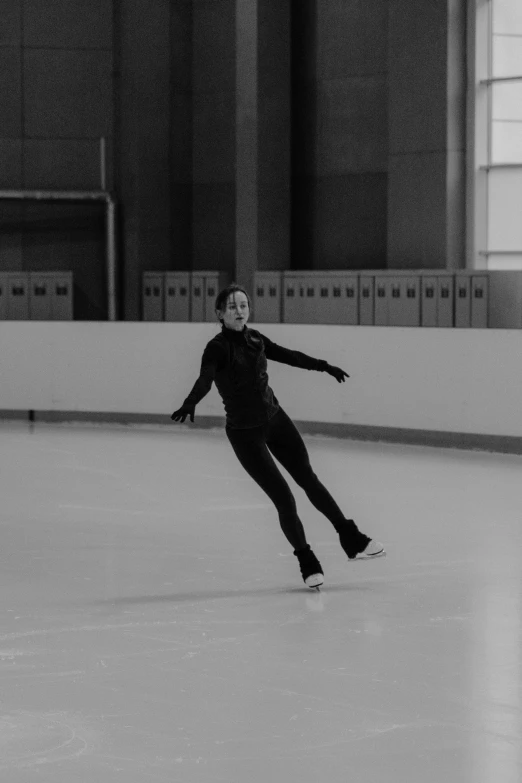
{"left": 0, "top": 189, "right": 117, "bottom": 321}
{"left": 0, "top": 190, "right": 106, "bottom": 200}
{"left": 100, "top": 137, "right": 107, "bottom": 191}
{"left": 106, "top": 198, "right": 117, "bottom": 321}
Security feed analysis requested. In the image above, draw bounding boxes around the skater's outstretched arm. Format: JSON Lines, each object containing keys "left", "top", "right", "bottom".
{"left": 171, "top": 340, "right": 224, "bottom": 423}
{"left": 257, "top": 331, "right": 350, "bottom": 383}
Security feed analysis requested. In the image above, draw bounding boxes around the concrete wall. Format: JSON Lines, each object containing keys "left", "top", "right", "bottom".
{"left": 192, "top": 0, "right": 236, "bottom": 273}
{"left": 117, "top": 0, "right": 172, "bottom": 320}
{"left": 292, "top": 0, "right": 389, "bottom": 270}
{"left": 292, "top": 0, "right": 466, "bottom": 272}
{"left": 0, "top": 1, "right": 469, "bottom": 320}
{"left": 387, "top": 0, "right": 466, "bottom": 270}
{"left": 0, "top": 0, "right": 113, "bottom": 319}
{"left": 170, "top": 0, "right": 193, "bottom": 274}
{"left": 235, "top": 0, "right": 292, "bottom": 297}
{"left": 1, "top": 323, "right": 522, "bottom": 446}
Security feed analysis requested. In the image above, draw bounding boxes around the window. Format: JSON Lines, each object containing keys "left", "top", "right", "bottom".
{"left": 471, "top": 0, "right": 522, "bottom": 269}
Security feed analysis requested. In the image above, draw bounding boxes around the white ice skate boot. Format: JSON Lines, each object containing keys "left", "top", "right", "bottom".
{"left": 294, "top": 545, "right": 325, "bottom": 589}
{"left": 352, "top": 539, "right": 386, "bottom": 560}
{"left": 339, "top": 523, "right": 386, "bottom": 561}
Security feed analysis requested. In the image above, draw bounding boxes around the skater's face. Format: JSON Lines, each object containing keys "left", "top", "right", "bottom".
{"left": 218, "top": 292, "right": 250, "bottom": 331}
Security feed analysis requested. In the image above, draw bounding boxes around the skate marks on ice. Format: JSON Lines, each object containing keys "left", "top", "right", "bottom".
{"left": 0, "top": 710, "right": 95, "bottom": 771}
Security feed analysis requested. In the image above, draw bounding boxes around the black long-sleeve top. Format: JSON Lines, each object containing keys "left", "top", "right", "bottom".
{"left": 183, "top": 325, "right": 329, "bottom": 429}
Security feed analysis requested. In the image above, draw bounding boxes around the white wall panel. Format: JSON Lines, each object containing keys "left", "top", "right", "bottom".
{"left": 2, "top": 323, "right": 522, "bottom": 437}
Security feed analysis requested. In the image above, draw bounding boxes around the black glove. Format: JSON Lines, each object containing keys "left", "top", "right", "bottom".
{"left": 325, "top": 364, "right": 350, "bottom": 383}
{"left": 170, "top": 403, "right": 195, "bottom": 423}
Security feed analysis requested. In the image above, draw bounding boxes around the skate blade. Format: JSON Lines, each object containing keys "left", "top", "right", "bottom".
{"left": 353, "top": 550, "right": 386, "bottom": 561}
{"left": 305, "top": 574, "right": 324, "bottom": 589}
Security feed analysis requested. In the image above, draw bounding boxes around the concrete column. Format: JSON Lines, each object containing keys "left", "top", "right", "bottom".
{"left": 291, "top": 0, "right": 388, "bottom": 270}
{"left": 192, "top": 0, "right": 235, "bottom": 274}
{"left": 116, "top": 0, "right": 172, "bottom": 320}
{"left": 235, "top": 0, "right": 291, "bottom": 293}
{"left": 387, "top": 0, "right": 466, "bottom": 269}
{"left": 170, "top": 1, "right": 193, "bottom": 272}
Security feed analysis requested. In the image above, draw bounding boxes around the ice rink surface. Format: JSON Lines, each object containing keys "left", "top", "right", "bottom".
{"left": 0, "top": 419, "right": 520, "bottom": 783}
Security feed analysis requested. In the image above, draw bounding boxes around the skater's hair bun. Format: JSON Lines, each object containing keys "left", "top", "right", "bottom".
{"left": 215, "top": 284, "right": 252, "bottom": 324}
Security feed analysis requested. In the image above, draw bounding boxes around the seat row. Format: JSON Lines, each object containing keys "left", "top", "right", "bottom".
{"left": 0, "top": 272, "right": 73, "bottom": 320}
{"left": 143, "top": 270, "right": 522, "bottom": 329}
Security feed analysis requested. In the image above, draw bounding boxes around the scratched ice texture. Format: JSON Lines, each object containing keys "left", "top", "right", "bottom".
{"left": 0, "top": 420, "right": 520, "bottom": 782}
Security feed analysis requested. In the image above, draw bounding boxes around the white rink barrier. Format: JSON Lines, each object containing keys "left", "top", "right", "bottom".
{"left": 1, "top": 322, "right": 522, "bottom": 444}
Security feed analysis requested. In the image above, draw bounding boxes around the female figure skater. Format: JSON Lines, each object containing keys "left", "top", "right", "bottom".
{"left": 171, "top": 284, "right": 384, "bottom": 588}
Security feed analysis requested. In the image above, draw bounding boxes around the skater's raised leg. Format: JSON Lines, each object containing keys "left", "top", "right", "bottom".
{"left": 266, "top": 408, "right": 385, "bottom": 559}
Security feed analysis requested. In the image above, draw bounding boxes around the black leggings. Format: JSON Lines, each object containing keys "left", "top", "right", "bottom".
{"left": 226, "top": 407, "right": 360, "bottom": 551}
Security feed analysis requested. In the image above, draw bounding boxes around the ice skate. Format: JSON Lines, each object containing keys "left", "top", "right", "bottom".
{"left": 339, "top": 522, "right": 386, "bottom": 561}
{"left": 294, "top": 545, "right": 324, "bottom": 589}
{"left": 350, "top": 539, "right": 386, "bottom": 560}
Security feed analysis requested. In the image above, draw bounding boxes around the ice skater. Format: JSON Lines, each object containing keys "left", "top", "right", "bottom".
{"left": 171, "top": 284, "right": 385, "bottom": 589}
